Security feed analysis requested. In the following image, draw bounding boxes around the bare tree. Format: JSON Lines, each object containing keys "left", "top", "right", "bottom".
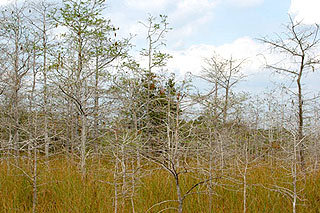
{"left": 27, "top": 0, "right": 56, "bottom": 163}
{"left": 199, "top": 53, "right": 246, "bottom": 124}
{"left": 0, "top": 1, "right": 34, "bottom": 157}
{"left": 259, "top": 16, "right": 320, "bottom": 169}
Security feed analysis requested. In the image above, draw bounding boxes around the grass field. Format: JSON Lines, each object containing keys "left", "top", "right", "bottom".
{"left": 0, "top": 156, "right": 319, "bottom": 212}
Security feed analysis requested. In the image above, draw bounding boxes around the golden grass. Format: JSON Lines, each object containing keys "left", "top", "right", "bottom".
{"left": 0, "top": 156, "right": 319, "bottom": 212}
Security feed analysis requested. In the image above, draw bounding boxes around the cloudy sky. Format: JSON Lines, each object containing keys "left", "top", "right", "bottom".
{"left": 103, "top": 0, "right": 320, "bottom": 94}
{"left": 1, "top": 0, "right": 319, "bottom": 94}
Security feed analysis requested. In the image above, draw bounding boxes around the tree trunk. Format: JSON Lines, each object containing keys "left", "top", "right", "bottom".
{"left": 175, "top": 175, "right": 183, "bottom": 213}
{"left": 32, "top": 148, "right": 38, "bottom": 213}
{"left": 297, "top": 73, "right": 305, "bottom": 170}
{"left": 80, "top": 114, "right": 87, "bottom": 179}
{"left": 43, "top": 20, "right": 50, "bottom": 163}
{"left": 93, "top": 50, "right": 100, "bottom": 152}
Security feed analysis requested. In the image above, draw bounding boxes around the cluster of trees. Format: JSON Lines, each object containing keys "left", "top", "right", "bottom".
{"left": 1, "top": 0, "right": 320, "bottom": 212}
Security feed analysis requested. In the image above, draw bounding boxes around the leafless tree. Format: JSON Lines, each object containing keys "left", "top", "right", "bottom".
{"left": 199, "top": 53, "right": 246, "bottom": 124}
{"left": 27, "top": 0, "right": 56, "bottom": 163}
{"left": 0, "top": 1, "right": 33, "bottom": 157}
{"left": 259, "top": 16, "right": 320, "bottom": 169}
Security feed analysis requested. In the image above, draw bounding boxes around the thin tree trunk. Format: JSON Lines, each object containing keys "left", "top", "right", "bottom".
{"left": 32, "top": 147, "right": 38, "bottom": 213}
{"left": 114, "top": 158, "right": 118, "bottom": 213}
{"left": 214, "top": 78, "right": 218, "bottom": 120}
{"left": 131, "top": 158, "right": 136, "bottom": 213}
{"left": 43, "top": 19, "right": 50, "bottom": 163}
{"left": 13, "top": 22, "right": 20, "bottom": 156}
{"left": 121, "top": 144, "right": 126, "bottom": 210}
{"left": 80, "top": 114, "right": 87, "bottom": 179}
{"left": 173, "top": 98, "right": 180, "bottom": 162}
{"left": 243, "top": 140, "right": 248, "bottom": 213}
{"left": 293, "top": 137, "right": 297, "bottom": 213}
{"left": 297, "top": 72, "right": 305, "bottom": 170}
{"left": 175, "top": 175, "right": 183, "bottom": 213}
{"left": 93, "top": 50, "right": 99, "bottom": 152}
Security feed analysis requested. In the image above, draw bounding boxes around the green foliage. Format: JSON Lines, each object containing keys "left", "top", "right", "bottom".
{"left": 112, "top": 66, "right": 180, "bottom": 142}
{"left": 52, "top": 0, "right": 122, "bottom": 67}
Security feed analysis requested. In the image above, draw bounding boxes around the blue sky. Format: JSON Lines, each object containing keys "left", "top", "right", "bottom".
{"left": 0, "top": 0, "right": 319, "bottom": 94}
{"left": 100, "top": 0, "right": 320, "bottom": 94}
{"left": 106, "top": 0, "right": 290, "bottom": 48}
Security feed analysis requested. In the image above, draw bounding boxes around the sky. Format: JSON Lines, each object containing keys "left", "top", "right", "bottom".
{"left": 103, "top": 0, "right": 320, "bottom": 94}
{"left": 0, "top": 0, "right": 319, "bottom": 94}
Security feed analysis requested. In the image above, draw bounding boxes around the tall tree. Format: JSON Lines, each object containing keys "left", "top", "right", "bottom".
{"left": 0, "top": 1, "right": 33, "bottom": 155}
{"left": 27, "top": 0, "right": 56, "bottom": 162}
{"left": 199, "top": 53, "right": 246, "bottom": 125}
{"left": 259, "top": 17, "right": 320, "bottom": 169}
{"left": 52, "top": 0, "right": 122, "bottom": 178}
{"left": 138, "top": 14, "right": 172, "bottom": 148}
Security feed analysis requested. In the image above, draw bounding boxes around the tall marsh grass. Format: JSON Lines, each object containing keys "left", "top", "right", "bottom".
{"left": 0, "top": 156, "right": 319, "bottom": 212}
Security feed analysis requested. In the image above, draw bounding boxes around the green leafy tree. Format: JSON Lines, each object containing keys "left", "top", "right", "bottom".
{"left": 51, "top": 0, "right": 123, "bottom": 178}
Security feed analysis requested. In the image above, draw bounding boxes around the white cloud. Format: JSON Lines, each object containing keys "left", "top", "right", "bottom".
{"left": 289, "top": 0, "right": 320, "bottom": 24}
{"left": 114, "top": 0, "right": 219, "bottom": 47}
{"left": 167, "top": 44, "right": 213, "bottom": 76}
{"left": 167, "top": 37, "right": 266, "bottom": 76}
{"left": 170, "top": 0, "right": 218, "bottom": 22}
{"left": 167, "top": 36, "right": 320, "bottom": 94}
{"left": 112, "top": 0, "right": 264, "bottom": 47}
{"left": 216, "top": 37, "right": 260, "bottom": 60}
{"left": 167, "top": 0, "right": 218, "bottom": 41}
{"left": 171, "top": 13, "right": 213, "bottom": 39}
